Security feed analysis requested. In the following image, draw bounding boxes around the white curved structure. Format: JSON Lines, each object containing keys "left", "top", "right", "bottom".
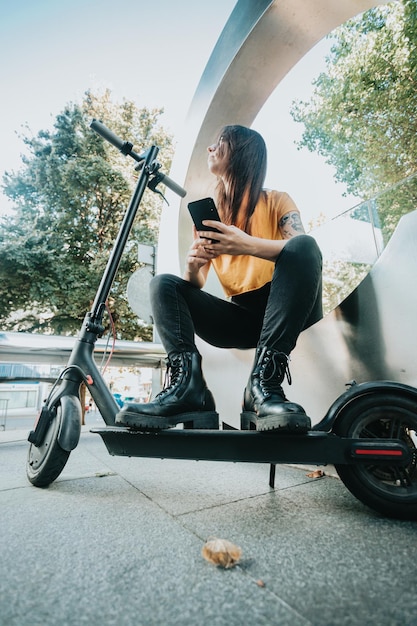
{"left": 158, "top": 0, "right": 405, "bottom": 427}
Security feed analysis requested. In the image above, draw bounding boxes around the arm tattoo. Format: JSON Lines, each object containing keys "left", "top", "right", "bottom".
{"left": 279, "top": 211, "right": 306, "bottom": 238}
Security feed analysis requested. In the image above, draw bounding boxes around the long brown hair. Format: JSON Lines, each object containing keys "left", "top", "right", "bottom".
{"left": 215, "top": 125, "right": 267, "bottom": 232}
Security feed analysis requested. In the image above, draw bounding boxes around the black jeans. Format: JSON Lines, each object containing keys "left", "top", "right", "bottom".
{"left": 150, "top": 235, "right": 323, "bottom": 358}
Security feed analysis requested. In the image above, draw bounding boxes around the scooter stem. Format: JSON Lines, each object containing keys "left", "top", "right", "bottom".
{"left": 89, "top": 145, "right": 159, "bottom": 326}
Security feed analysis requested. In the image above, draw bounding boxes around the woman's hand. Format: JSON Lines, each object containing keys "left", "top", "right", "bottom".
{"left": 185, "top": 237, "right": 216, "bottom": 270}
{"left": 197, "top": 221, "right": 253, "bottom": 256}
{"left": 198, "top": 220, "right": 288, "bottom": 262}
{"left": 183, "top": 233, "right": 218, "bottom": 288}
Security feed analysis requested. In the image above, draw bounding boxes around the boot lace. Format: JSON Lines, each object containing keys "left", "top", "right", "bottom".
{"left": 259, "top": 349, "right": 292, "bottom": 396}
{"left": 157, "top": 355, "right": 184, "bottom": 398}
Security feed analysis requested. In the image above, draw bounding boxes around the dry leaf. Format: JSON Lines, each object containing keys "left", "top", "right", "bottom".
{"left": 202, "top": 538, "right": 242, "bottom": 568}
{"left": 306, "top": 469, "right": 325, "bottom": 479}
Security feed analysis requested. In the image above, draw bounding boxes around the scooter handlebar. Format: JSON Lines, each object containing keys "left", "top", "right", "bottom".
{"left": 90, "top": 119, "right": 126, "bottom": 151}
{"left": 90, "top": 119, "right": 187, "bottom": 198}
{"left": 157, "top": 173, "right": 187, "bottom": 198}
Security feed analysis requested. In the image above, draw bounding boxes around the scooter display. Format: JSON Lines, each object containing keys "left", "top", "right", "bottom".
{"left": 26, "top": 122, "right": 417, "bottom": 521}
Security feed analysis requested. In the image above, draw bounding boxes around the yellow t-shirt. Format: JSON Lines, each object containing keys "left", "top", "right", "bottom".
{"left": 211, "top": 189, "right": 299, "bottom": 297}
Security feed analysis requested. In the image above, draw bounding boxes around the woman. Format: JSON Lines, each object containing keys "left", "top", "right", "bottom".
{"left": 116, "top": 125, "right": 323, "bottom": 433}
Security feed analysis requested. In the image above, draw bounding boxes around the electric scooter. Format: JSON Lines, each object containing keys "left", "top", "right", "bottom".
{"left": 26, "top": 121, "right": 417, "bottom": 521}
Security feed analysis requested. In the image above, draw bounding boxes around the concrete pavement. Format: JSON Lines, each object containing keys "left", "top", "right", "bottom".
{"left": 1, "top": 426, "right": 416, "bottom": 626}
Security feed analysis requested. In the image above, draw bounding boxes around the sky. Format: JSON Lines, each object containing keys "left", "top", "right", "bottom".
{"left": 0, "top": 0, "right": 360, "bottom": 226}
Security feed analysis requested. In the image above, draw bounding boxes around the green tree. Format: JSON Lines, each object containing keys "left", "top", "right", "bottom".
{"left": 322, "top": 259, "right": 371, "bottom": 313}
{"left": 291, "top": 0, "right": 417, "bottom": 241}
{"left": 0, "top": 89, "right": 173, "bottom": 339}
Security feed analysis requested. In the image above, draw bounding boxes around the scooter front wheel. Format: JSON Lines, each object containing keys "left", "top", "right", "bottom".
{"left": 333, "top": 393, "right": 417, "bottom": 519}
{"left": 26, "top": 403, "right": 71, "bottom": 487}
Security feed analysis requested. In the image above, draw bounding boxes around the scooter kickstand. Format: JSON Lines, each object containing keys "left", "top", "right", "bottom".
{"left": 269, "top": 463, "right": 276, "bottom": 488}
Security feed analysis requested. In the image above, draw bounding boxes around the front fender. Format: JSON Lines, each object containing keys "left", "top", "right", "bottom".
{"left": 313, "top": 380, "right": 417, "bottom": 432}
{"left": 57, "top": 394, "right": 82, "bottom": 451}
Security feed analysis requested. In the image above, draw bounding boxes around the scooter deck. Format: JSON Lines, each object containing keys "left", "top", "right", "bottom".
{"left": 91, "top": 426, "right": 410, "bottom": 466}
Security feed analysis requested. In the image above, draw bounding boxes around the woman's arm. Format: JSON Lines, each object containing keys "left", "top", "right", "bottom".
{"left": 198, "top": 210, "right": 306, "bottom": 263}
{"left": 278, "top": 210, "right": 306, "bottom": 239}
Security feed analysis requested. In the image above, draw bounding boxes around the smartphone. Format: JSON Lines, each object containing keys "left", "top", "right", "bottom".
{"left": 188, "top": 197, "right": 221, "bottom": 242}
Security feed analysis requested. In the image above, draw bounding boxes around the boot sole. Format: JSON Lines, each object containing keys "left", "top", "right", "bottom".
{"left": 116, "top": 410, "right": 219, "bottom": 431}
{"left": 241, "top": 410, "right": 311, "bottom": 434}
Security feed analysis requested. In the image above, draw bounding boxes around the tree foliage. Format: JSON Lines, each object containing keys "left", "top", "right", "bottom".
{"left": 0, "top": 90, "right": 173, "bottom": 339}
{"left": 322, "top": 259, "right": 371, "bottom": 313}
{"left": 291, "top": 0, "right": 417, "bottom": 313}
{"left": 291, "top": 0, "right": 417, "bottom": 238}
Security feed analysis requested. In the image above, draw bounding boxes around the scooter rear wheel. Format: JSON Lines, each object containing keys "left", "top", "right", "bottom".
{"left": 26, "top": 404, "right": 70, "bottom": 487}
{"left": 333, "top": 393, "right": 417, "bottom": 519}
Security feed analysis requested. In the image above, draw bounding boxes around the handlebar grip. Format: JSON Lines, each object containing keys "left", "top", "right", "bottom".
{"left": 91, "top": 119, "right": 186, "bottom": 197}
{"left": 90, "top": 119, "right": 125, "bottom": 151}
{"left": 158, "top": 173, "right": 187, "bottom": 198}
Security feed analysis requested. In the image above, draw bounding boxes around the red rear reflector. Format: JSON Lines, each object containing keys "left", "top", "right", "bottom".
{"left": 354, "top": 449, "right": 404, "bottom": 457}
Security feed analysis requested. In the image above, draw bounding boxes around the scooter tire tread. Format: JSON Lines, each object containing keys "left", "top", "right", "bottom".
{"left": 26, "top": 406, "right": 71, "bottom": 488}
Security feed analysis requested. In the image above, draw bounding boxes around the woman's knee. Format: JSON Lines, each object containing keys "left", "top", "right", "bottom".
{"left": 283, "top": 234, "right": 322, "bottom": 263}
{"left": 150, "top": 273, "right": 180, "bottom": 298}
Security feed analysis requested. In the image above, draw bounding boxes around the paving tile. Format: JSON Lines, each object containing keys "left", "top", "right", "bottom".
{"left": 1, "top": 431, "right": 415, "bottom": 626}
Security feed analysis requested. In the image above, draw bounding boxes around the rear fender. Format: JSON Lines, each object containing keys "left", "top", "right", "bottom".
{"left": 314, "top": 380, "right": 417, "bottom": 433}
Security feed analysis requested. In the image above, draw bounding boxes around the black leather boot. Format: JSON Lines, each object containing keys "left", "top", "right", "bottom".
{"left": 115, "top": 351, "right": 219, "bottom": 430}
{"left": 241, "top": 346, "right": 311, "bottom": 433}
